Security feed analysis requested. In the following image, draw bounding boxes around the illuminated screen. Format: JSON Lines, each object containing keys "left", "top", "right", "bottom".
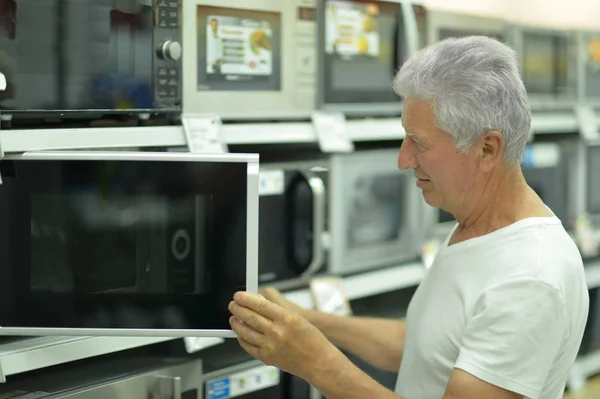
{"left": 522, "top": 32, "right": 569, "bottom": 95}
{"left": 322, "top": 0, "right": 401, "bottom": 104}
{"left": 585, "top": 35, "right": 600, "bottom": 99}
{"left": 196, "top": 6, "right": 281, "bottom": 91}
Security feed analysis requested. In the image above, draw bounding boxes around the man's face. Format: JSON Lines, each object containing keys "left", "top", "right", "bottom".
{"left": 211, "top": 20, "right": 218, "bottom": 35}
{"left": 398, "top": 99, "right": 481, "bottom": 215}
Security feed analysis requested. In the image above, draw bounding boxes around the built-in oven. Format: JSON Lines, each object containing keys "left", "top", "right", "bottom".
{"left": 328, "top": 148, "right": 423, "bottom": 275}
{"left": 0, "top": 0, "right": 182, "bottom": 128}
{"left": 521, "top": 142, "right": 569, "bottom": 225}
{"left": 0, "top": 151, "right": 258, "bottom": 337}
{"left": 258, "top": 159, "right": 328, "bottom": 288}
{"left": 0, "top": 356, "right": 204, "bottom": 398}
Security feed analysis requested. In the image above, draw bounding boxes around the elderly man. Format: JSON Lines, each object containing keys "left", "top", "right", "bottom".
{"left": 228, "top": 36, "right": 589, "bottom": 399}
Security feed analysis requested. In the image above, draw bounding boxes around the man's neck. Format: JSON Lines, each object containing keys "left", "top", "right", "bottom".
{"left": 450, "top": 168, "right": 551, "bottom": 244}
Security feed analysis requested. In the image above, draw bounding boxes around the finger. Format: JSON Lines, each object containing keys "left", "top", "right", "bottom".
{"left": 229, "top": 316, "right": 267, "bottom": 347}
{"left": 233, "top": 291, "right": 286, "bottom": 321}
{"left": 237, "top": 336, "right": 261, "bottom": 360}
{"left": 229, "top": 300, "right": 272, "bottom": 333}
{"left": 259, "top": 287, "right": 281, "bottom": 301}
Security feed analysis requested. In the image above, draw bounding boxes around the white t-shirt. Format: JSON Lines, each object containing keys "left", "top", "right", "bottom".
{"left": 395, "top": 215, "right": 589, "bottom": 399}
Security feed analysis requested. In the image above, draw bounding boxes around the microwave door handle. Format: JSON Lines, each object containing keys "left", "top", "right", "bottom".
{"left": 301, "top": 172, "right": 326, "bottom": 277}
{"left": 156, "top": 376, "right": 182, "bottom": 399}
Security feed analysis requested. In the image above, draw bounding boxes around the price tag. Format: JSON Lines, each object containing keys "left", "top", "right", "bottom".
{"left": 420, "top": 239, "right": 442, "bottom": 270}
{"left": 183, "top": 337, "right": 225, "bottom": 354}
{"left": 310, "top": 277, "right": 352, "bottom": 316}
{"left": 312, "top": 111, "right": 354, "bottom": 153}
{"left": 181, "top": 114, "right": 228, "bottom": 154}
{"left": 576, "top": 105, "right": 600, "bottom": 142}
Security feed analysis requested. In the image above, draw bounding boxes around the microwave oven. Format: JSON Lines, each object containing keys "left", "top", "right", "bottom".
{"left": 183, "top": 0, "right": 317, "bottom": 121}
{"left": 507, "top": 25, "right": 578, "bottom": 111}
{"left": 522, "top": 142, "right": 569, "bottom": 224}
{"left": 316, "top": 0, "right": 426, "bottom": 117}
{"left": 425, "top": 9, "right": 506, "bottom": 44}
{"left": 258, "top": 160, "right": 328, "bottom": 287}
{"left": 0, "top": 151, "right": 258, "bottom": 337}
{"left": 329, "top": 148, "right": 423, "bottom": 275}
{"left": 0, "top": 0, "right": 182, "bottom": 127}
{"left": 586, "top": 143, "right": 600, "bottom": 226}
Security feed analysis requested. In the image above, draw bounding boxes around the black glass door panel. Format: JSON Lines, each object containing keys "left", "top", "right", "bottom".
{"left": 0, "top": 0, "right": 182, "bottom": 122}
{"left": 258, "top": 168, "right": 327, "bottom": 285}
{"left": 0, "top": 153, "right": 253, "bottom": 334}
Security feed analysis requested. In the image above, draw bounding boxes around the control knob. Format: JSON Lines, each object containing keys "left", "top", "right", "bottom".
{"left": 159, "top": 40, "right": 182, "bottom": 61}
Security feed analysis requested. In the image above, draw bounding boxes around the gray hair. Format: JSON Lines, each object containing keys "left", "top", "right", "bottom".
{"left": 392, "top": 36, "right": 531, "bottom": 167}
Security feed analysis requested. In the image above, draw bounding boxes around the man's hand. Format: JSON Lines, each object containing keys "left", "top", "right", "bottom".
{"left": 229, "top": 291, "right": 341, "bottom": 381}
{"left": 259, "top": 287, "right": 306, "bottom": 315}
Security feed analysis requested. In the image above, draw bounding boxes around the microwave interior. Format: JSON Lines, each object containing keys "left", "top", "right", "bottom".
{"left": 583, "top": 33, "right": 600, "bottom": 101}
{"left": 0, "top": 155, "right": 252, "bottom": 334}
{"left": 330, "top": 149, "right": 420, "bottom": 275}
{"left": 317, "top": 0, "right": 411, "bottom": 114}
{"left": 521, "top": 30, "right": 576, "bottom": 100}
{"left": 0, "top": 0, "right": 182, "bottom": 124}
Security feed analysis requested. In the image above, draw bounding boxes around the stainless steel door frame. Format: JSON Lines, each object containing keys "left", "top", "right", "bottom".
{"left": 51, "top": 359, "right": 203, "bottom": 399}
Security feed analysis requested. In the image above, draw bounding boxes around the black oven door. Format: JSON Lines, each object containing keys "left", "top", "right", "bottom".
{"left": 258, "top": 162, "right": 328, "bottom": 287}
{"left": 0, "top": 0, "right": 181, "bottom": 125}
{"left": 0, "top": 151, "right": 258, "bottom": 337}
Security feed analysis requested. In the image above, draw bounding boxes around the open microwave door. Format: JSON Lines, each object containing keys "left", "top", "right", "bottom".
{"left": 0, "top": 151, "right": 258, "bottom": 338}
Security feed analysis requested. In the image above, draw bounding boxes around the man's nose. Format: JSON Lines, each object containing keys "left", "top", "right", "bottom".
{"left": 397, "top": 139, "right": 417, "bottom": 170}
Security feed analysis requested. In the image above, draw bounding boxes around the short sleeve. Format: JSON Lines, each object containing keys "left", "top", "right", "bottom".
{"left": 454, "top": 278, "right": 568, "bottom": 398}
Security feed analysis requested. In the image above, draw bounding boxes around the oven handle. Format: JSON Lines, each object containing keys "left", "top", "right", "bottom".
{"left": 300, "top": 171, "right": 326, "bottom": 277}
{"left": 157, "top": 376, "right": 182, "bottom": 399}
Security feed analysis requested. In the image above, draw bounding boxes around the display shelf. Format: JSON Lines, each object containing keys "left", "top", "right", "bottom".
{"left": 284, "top": 262, "right": 425, "bottom": 310}
{"left": 0, "top": 113, "right": 579, "bottom": 154}
{"left": 0, "top": 336, "right": 180, "bottom": 382}
{"left": 530, "top": 112, "right": 579, "bottom": 135}
{"left": 346, "top": 118, "right": 406, "bottom": 142}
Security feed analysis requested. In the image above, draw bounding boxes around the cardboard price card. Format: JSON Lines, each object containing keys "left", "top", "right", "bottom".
{"left": 310, "top": 277, "right": 352, "bottom": 316}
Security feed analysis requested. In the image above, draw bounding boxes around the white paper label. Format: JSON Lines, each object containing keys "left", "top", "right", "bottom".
{"left": 259, "top": 170, "right": 285, "bottom": 196}
{"left": 576, "top": 105, "right": 600, "bottom": 141}
{"left": 182, "top": 114, "right": 228, "bottom": 154}
{"left": 312, "top": 111, "right": 354, "bottom": 153}
{"left": 0, "top": 72, "right": 6, "bottom": 91}
{"left": 183, "top": 337, "right": 225, "bottom": 354}
{"left": 206, "top": 365, "right": 280, "bottom": 399}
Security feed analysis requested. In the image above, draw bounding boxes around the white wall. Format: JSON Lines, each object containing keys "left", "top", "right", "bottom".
{"left": 424, "top": 0, "right": 600, "bottom": 31}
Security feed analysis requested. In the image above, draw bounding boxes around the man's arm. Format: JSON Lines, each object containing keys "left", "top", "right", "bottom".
{"left": 261, "top": 288, "right": 405, "bottom": 371}
{"left": 305, "top": 310, "right": 405, "bottom": 372}
{"left": 230, "top": 292, "right": 523, "bottom": 399}
{"left": 307, "top": 357, "right": 523, "bottom": 399}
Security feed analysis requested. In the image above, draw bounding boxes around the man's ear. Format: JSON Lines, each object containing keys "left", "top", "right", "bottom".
{"left": 479, "top": 131, "right": 503, "bottom": 172}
